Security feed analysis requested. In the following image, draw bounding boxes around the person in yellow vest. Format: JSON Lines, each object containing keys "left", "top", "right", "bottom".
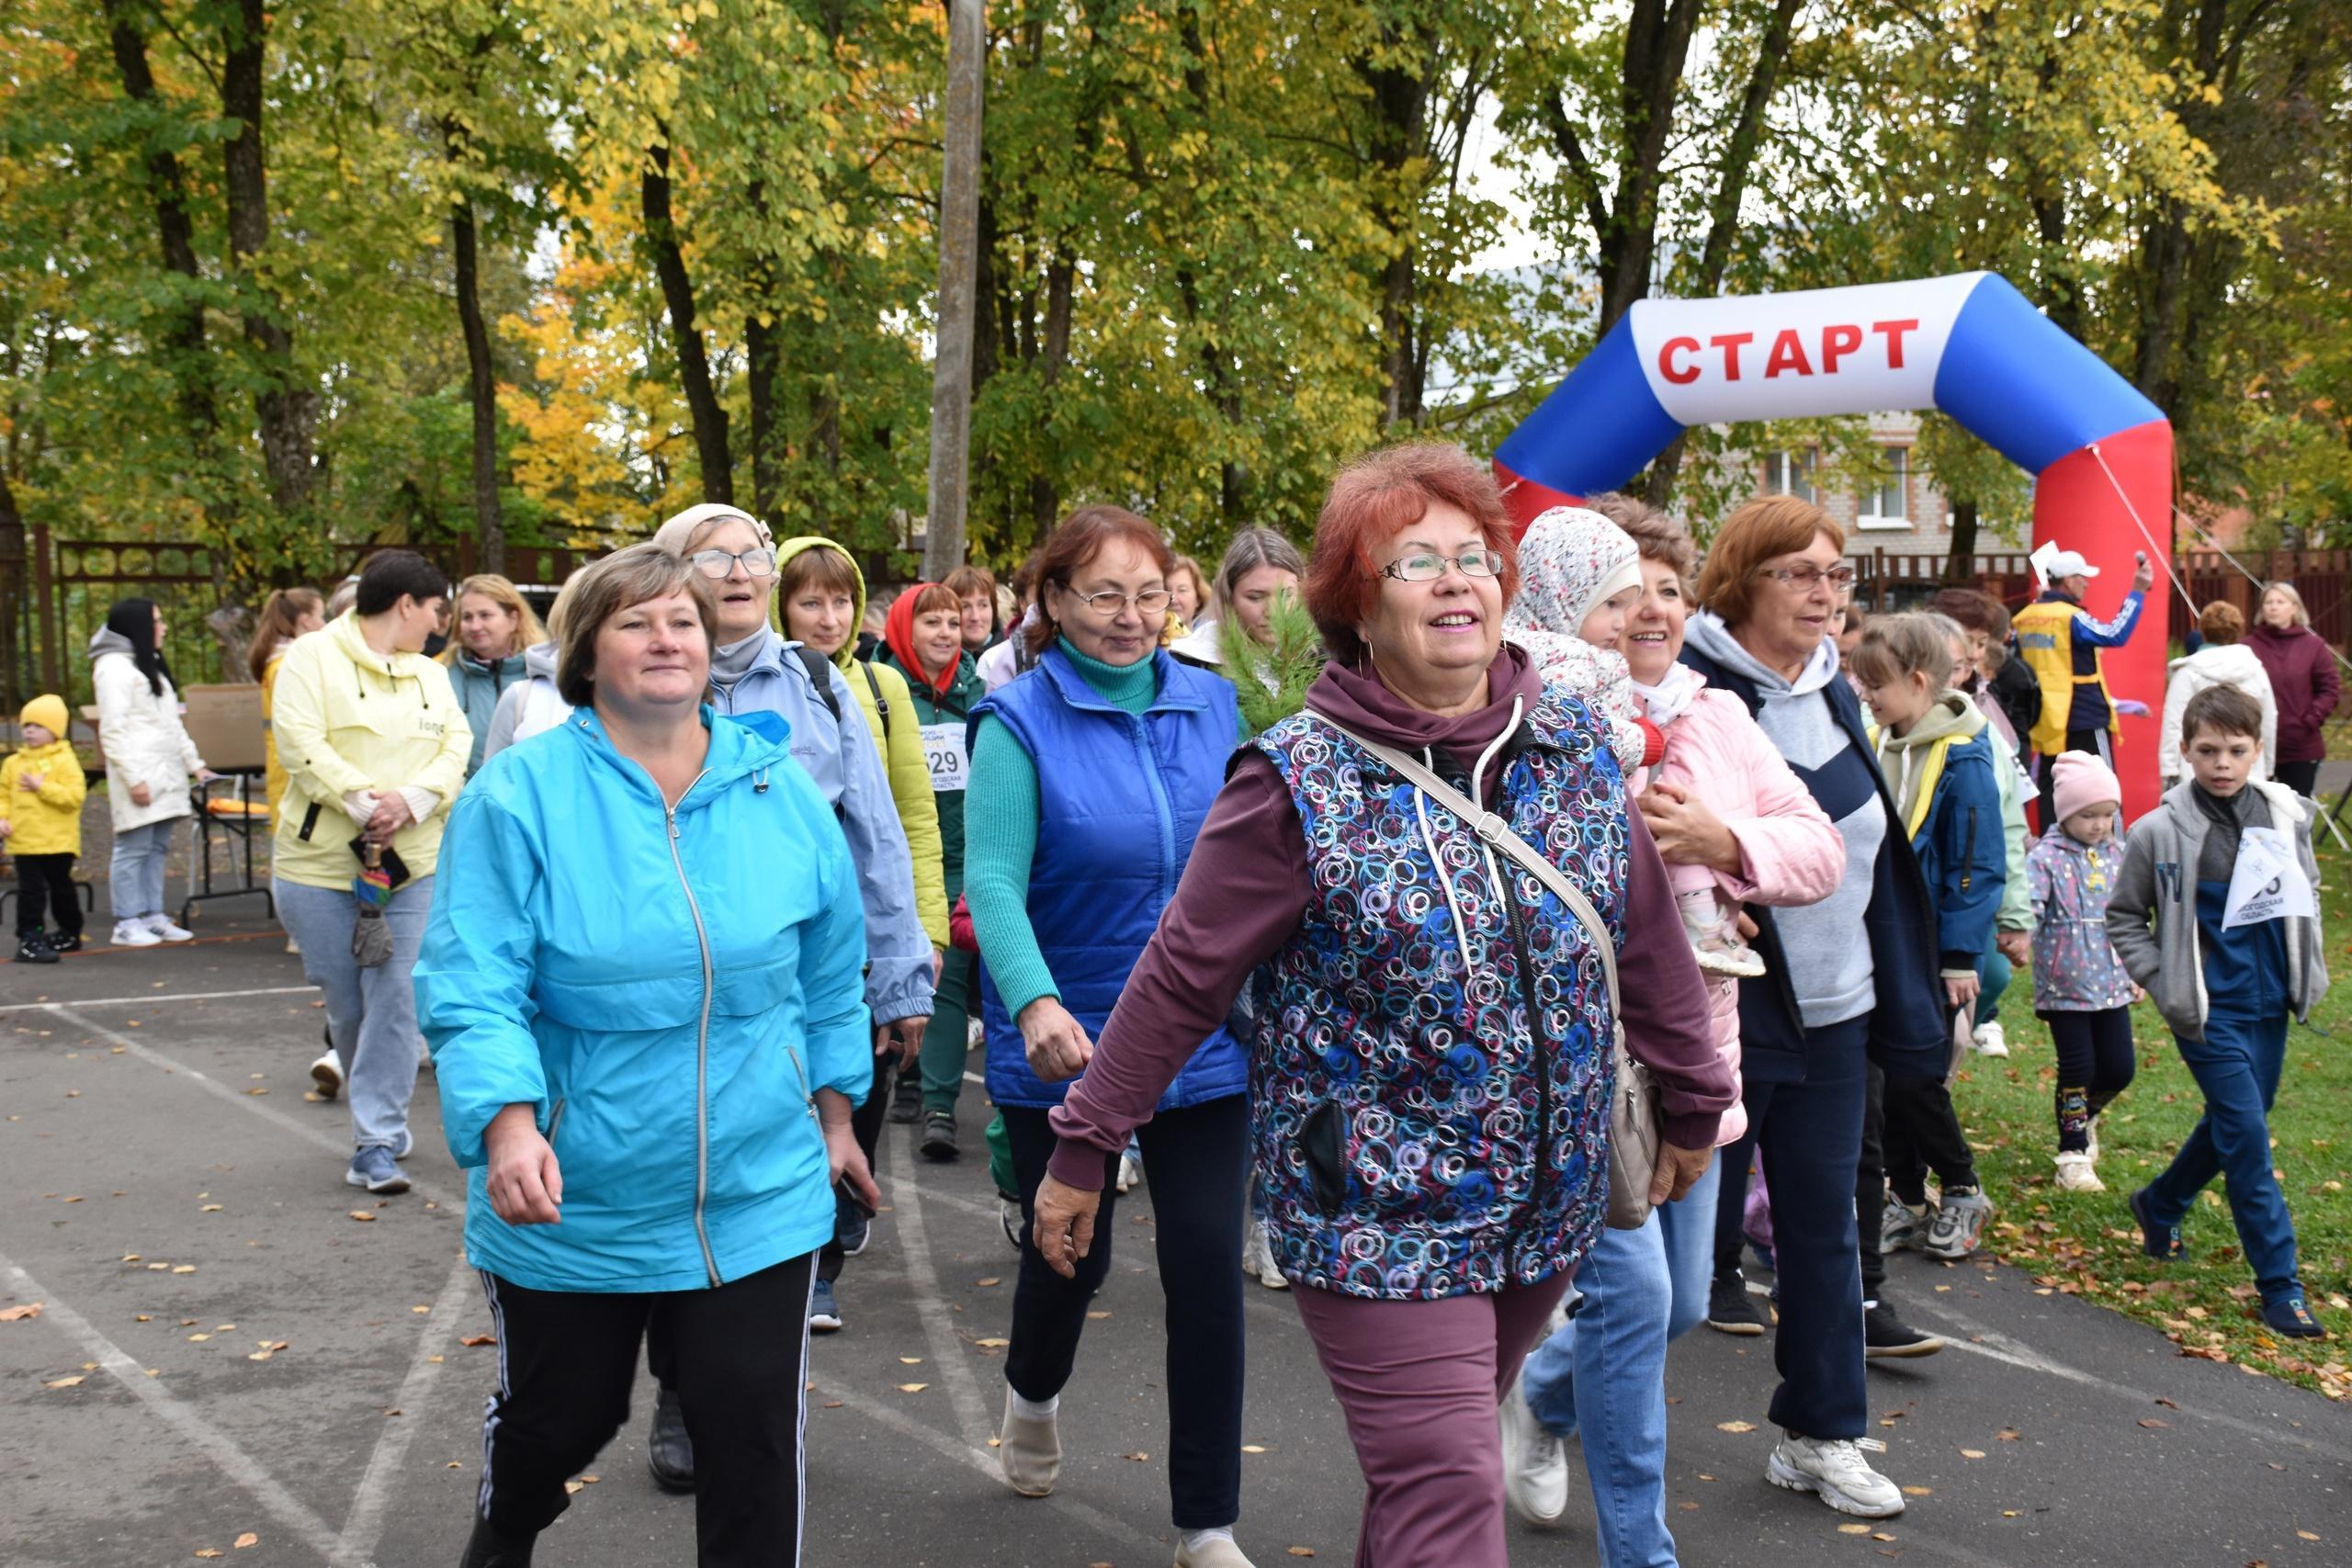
{"left": 2014, "top": 542, "right": 2154, "bottom": 828}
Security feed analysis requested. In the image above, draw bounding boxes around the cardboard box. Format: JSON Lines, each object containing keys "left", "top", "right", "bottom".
{"left": 179, "top": 683, "right": 267, "bottom": 774}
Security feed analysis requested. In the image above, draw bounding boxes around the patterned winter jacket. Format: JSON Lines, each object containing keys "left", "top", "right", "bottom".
{"left": 1242, "top": 695, "right": 1625, "bottom": 1300}
{"left": 2025, "top": 827, "right": 2137, "bottom": 1011}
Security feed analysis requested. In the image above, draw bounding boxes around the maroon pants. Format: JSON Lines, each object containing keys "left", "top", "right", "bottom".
{"left": 1293, "top": 1273, "right": 1574, "bottom": 1567}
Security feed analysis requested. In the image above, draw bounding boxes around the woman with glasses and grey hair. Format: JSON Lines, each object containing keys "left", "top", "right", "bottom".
{"left": 962, "top": 504, "right": 1255, "bottom": 1566}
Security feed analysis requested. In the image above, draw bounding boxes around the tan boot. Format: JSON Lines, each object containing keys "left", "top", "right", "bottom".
{"left": 998, "top": 1386, "right": 1060, "bottom": 1497}
{"left": 1173, "top": 1533, "right": 1257, "bottom": 1567}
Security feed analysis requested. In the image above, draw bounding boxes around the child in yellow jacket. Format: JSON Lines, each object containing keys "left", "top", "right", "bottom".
{"left": 4, "top": 694, "right": 88, "bottom": 962}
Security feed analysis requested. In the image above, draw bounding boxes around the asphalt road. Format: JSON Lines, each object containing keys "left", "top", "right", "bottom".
{"left": 6, "top": 914, "right": 2350, "bottom": 1568}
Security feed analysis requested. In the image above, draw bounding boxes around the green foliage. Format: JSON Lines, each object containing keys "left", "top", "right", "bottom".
{"left": 1221, "top": 590, "right": 1329, "bottom": 736}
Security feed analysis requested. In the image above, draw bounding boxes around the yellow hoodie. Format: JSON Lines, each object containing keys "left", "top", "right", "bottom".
{"left": 2, "top": 695, "right": 87, "bottom": 856}
{"left": 269, "top": 611, "right": 471, "bottom": 889}
{"left": 775, "top": 536, "right": 949, "bottom": 950}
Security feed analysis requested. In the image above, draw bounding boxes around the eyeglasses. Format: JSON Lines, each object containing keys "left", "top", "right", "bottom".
{"left": 1378, "top": 547, "right": 1502, "bottom": 583}
{"left": 691, "top": 547, "right": 776, "bottom": 579}
{"left": 1069, "top": 588, "right": 1172, "bottom": 617}
{"left": 1755, "top": 563, "right": 1856, "bottom": 591}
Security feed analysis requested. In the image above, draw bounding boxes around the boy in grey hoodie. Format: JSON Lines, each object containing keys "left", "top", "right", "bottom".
{"left": 2107, "top": 684, "right": 2328, "bottom": 1338}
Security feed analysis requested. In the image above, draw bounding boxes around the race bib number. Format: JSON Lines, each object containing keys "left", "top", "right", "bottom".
{"left": 922, "top": 722, "right": 969, "bottom": 793}
{"left": 2222, "top": 825, "right": 2316, "bottom": 929}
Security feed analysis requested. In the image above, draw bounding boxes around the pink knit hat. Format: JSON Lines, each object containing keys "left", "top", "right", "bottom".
{"left": 2052, "top": 750, "right": 2122, "bottom": 824}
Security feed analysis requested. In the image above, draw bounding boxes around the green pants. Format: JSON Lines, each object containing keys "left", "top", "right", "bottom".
{"left": 922, "top": 946, "right": 978, "bottom": 1117}
{"left": 986, "top": 1109, "right": 1016, "bottom": 1197}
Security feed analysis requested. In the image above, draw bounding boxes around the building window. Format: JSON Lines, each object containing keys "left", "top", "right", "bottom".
{"left": 1763, "top": 449, "right": 1815, "bottom": 502}
{"left": 1856, "top": 446, "right": 1911, "bottom": 532}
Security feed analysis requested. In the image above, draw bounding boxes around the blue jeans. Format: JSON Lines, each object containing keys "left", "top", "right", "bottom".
{"left": 1521, "top": 1161, "right": 1721, "bottom": 1566}
{"left": 109, "top": 818, "right": 177, "bottom": 923}
{"left": 2142, "top": 1012, "right": 2302, "bottom": 1303}
{"left": 274, "top": 875, "right": 434, "bottom": 1156}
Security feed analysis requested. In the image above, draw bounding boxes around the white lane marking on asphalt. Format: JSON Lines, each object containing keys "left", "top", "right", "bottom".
{"left": 1918, "top": 1301, "right": 2352, "bottom": 1464}
{"left": 1, "top": 1247, "right": 345, "bottom": 1561}
{"left": 808, "top": 1374, "right": 1163, "bottom": 1556}
{"left": 330, "top": 1250, "right": 479, "bottom": 1568}
{"left": 0, "top": 984, "right": 316, "bottom": 1015}
{"left": 880, "top": 1126, "right": 996, "bottom": 1452}
{"left": 44, "top": 1005, "right": 456, "bottom": 1206}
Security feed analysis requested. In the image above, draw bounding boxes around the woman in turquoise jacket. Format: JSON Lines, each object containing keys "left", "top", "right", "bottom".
{"left": 416, "top": 546, "right": 874, "bottom": 1568}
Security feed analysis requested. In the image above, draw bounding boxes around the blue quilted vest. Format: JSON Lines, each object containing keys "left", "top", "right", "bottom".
{"left": 974, "top": 646, "right": 1248, "bottom": 1111}
{"left": 1243, "top": 697, "right": 1626, "bottom": 1300}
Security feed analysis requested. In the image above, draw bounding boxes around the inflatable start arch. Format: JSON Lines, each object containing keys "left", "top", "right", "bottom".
{"left": 1493, "top": 271, "right": 2174, "bottom": 820}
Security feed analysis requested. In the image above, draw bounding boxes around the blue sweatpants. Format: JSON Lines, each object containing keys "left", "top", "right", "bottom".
{"left": 2142, "top": 1011, "right": 2302, "bottom": 1303}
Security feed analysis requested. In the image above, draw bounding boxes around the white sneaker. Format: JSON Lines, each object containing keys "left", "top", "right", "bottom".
{"left": 311, "top": 1050, "right": 345, "bottom": 1100}
{"left": 143, "top": 913, "right": 194, "bottom": 942}
{"left": 2053, "top": 1151, "right": 2105, "bottom": 1192}
{"left": 1498, "top": 1378, "right": 1568, "bottom": 1527}
{"left": 1767, "top": 1433, "right": 1904, "bottom": 1517}
{"left": 1971, "top": 1021, "right": 2009, "bottom": 1057}
{"left": 284, "top": 935, "right": 302, "bottom": 956}
{"left": 1116, "top": 1149, "right": 1142, "bottom": 1194}
{"left": 111, "top": 920, "right": 163, "bottom": 949}
{"left": 2086, "top": 1117, "right": 2101, "bottom": 1163}
{"left": 1240, "top": 1219, "right": 1289, "bottom": 1290}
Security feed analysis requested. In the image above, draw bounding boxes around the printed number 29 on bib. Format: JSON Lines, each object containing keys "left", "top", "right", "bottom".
{"left": 922, "top": 722, "right": 968, "bottom": 794}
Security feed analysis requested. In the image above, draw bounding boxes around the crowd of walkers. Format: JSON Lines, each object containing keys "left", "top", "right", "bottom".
{"left": 13, "top": 439, "right": 2341, "bottom": 1568}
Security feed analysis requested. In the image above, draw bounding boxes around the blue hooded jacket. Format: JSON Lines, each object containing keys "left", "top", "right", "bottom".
{"left": 706, "top": 626, "right": 934, "bottom": 1026}
{"left": 416, "top": 707, "right": 871, "bottom": 1293}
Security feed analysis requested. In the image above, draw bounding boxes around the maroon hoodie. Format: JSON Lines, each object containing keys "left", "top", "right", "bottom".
{"left": 2246, "top": 621, "right": 2340, "bottom": 763}
{"left": 1046, "top": 647, "right": 1733, "bottom": 1190}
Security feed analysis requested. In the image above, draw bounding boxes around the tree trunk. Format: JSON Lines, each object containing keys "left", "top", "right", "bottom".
{"left": 447, "top": 143, "right": 503, "bottom": 572}
{"left": 641, "top": 137, "right": 732, "bottom": 504}
{"left": 0, "top": 467, "right": 22, "bottom": 712}
{"left": 104, "top": 4, "right": 219, "bottom": 492}
{"left": 1362, "top": 31, "right": 1427, "bottom": 429}
{"left": 1944, "top": 499, "right": 1981, "bottom": 585}
{"left": 220, "top": 0, "right": 318, "bottom": 518}
{"left": 923, "top": 0, "right": 987, "bottom": 581}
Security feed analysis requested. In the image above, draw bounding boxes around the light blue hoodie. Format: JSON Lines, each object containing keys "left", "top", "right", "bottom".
{"left": 707, "top": 625, "right": 935, "bottom": 1026}
{"left": 417, "top": 707, "right": 871, "bottom": 1293}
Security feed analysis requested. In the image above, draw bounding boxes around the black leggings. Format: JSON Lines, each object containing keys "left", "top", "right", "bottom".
{"left": 11, "top": 852, "right": 82, "bottom": 939}
{"left": 2041, "top": 1008, "right": 2137, "bottom": 1152}
{"left": 477, "top": 1254, "right": 815, "bottom": 1565}
{"left": 1002, "top": 1096, "right": 1250, "bottom": 1530}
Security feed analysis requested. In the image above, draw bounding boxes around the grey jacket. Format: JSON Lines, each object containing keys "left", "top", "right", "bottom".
{"left": 2105, "top": 780, "right": 2328, "bottom": 1042}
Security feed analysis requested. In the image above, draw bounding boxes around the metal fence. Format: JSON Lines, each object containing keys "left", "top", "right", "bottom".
{"left": 1850, "top": 546, "right": 2352, "bottom": 646}
{"left": 6, "top": 528, "right": 616, "bottom": 720}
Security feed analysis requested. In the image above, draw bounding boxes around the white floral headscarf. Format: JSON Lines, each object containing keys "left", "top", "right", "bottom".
{"left": 1502, "top": 506, "right": 1646, "bottom": 772}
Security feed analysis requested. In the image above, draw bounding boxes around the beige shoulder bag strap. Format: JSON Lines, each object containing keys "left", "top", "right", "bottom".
{"left": 1304, "top": 708, "right": 1660, "bottom": 1229}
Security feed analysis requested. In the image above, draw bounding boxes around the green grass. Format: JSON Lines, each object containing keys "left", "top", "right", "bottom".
{"left": 1951, "top": 834, "right": 2352, "bottom": 1400}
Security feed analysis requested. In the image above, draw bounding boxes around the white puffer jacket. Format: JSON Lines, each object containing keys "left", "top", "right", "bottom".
{"left": 2159, "top": 642, "right": 2277, "bottom": 783}
{"left": 90, "top": 628, "right": 208, "bottom": 832}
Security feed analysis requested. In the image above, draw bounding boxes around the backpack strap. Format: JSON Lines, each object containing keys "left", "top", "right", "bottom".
{"left": 858, "top": 660, "right": 890, "bottom": 741}
{"left": 794, "top": 646, "right": 843, "bottom": 725}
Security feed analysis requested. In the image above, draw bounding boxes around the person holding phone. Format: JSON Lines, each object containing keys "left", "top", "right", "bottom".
{"left": 269, "top": 551, "right": 470, "bottom": 1197}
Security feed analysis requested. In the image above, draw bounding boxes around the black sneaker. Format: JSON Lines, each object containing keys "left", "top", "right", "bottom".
{"left": 51, "top": 931, "right": 83, "bottom": 954}
{"left": 14, "top": 932, "right": 60, "bottom": 964}
{"left": 1707, "top": 1273, "right": 1768, "bottom": 1336}
{"left": 835, "top": 1189, "right": 872, "bottom": 1257}
{"left": 2262, "top": 1295, "right": 2326, "bottom": 1339}
{"left": 888, "top": 1071, "right": 922, "bottom": 1125}
{"left": 1864, "top": 1301, "right": 1944, "bottom": 1359}
{"left": 2129, "top": 1187, "right": 2185, "bottom": 1261}
{"left": 921, "top": 1110, "right": 959, "bottom": 1162}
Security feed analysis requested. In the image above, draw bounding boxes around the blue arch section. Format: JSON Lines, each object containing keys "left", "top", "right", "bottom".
{"left": 1492, "top": 312, "right": 1677, "bottom": 497}
{"left": 1930, "top": 274, "right": 2164, "bottom": 473}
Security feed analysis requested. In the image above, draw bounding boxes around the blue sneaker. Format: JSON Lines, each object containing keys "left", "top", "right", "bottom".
{"left": 2128, "top": 1187, "right": 2183, "bottom": 1261}
{"left": 808, "top": 1278, "right": 843, "bottom": 1333}
{"left": 345, "top": 1145, "right": 410, "bottom": 1195}
{"left": 2262, "top": 1296, "right": 2326, "bottom": 1339}
{"left": 836, "top": 1191, "right": 871, "bottom": 1257}
{"left": 390, "top": 1127, "right": 414, "bottom": 1162}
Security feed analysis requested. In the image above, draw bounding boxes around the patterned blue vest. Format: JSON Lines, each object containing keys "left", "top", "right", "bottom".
{"left": 1244, "top": 696, "right": 1626, "bottom": 1299}
{"left": 975, "top": 647, "right": 1248, "bottom": 1111}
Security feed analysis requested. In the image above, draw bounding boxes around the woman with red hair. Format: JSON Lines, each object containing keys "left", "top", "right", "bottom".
{"left": 1028, "top": 444, "right": 1733, "bottom": 1566}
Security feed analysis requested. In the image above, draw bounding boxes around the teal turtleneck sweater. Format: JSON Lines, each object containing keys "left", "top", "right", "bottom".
{"left": 964, "top": 637, "right": 1160, "bottom": 1017}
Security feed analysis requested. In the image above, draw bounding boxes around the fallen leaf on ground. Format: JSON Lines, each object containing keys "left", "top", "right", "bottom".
{"left": 973, "top": 1337, "right": 1009, "bottom": 1348}
{"left": 1901, "top": 1485, "right": 1932, "bottom": 1496}
{"left": 1122, "top": 1450, "right": 1149, "bottom": 1461}
{"left": 895, "top": 1382, "right": 928, "bottom": 1393}
{"left": 1242, "top": 1445, "right": 1267, "bottom": 1453}
{"left": 348, "top": 1211, "right": 376, "bottom": 1223}
{"left": 196, "top": 1551, "right": 222, "bottom": 1560}
{"left": 975, "top": 1277, "right": 1001, "bottom": 1288}
{"left": 44, "top": 1375, "right": 85, "bottom": 1388}
{"left": 200, "top": 1205, "right": 223, "bottom": 1213}
{"left": 823, "top": 1401, "right": 842, "bottom": 1409}
{"left": 413, "top": 1305, "right": 431, "bottom": 1314}
{"left": 1960, "top": 1448, "right": 1986, "bottom": 1459}
{"left": 1871, "top": 1532, "right": 1897, "bottom": 1541}
{"left": 0, "top": 1303, "right": 42, "bottom": 1322}
{"left": 1838, "top": 1523, "right": 1871, "bottom": 1535}
{"left": 1715, "top": 1421, "right": 1756, "bottom": 1434}
{"left": 1996, "top": 1428, "right": 2021, "bottom": 1440}
{"left": 172, "top": 1266, "right": 196, "bottom": 1274}
{"left": 233, "top": 1534, "right": 258, "bottom": 1550}
{"left": 1087, "top": 1311, "right": 1112, "bottom": 1320}
{"left": 460, "top": 1335, "right": 497, "bottom": 1347}
{"left": 2138, "top": 1418, "right": 2169, "bottom": 1429}
{"left": 2297, "top": 1531, "right": 2320, "bottom": 1541}
{"left": 563, "top": 1481, "right": 583, "bottom": 1495}
{"left": 1286, "top": 1551, "right": 1316, "bottom": 1560}
{"left": 899, "top": 1357, "right": 923, "bottom": 1365}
